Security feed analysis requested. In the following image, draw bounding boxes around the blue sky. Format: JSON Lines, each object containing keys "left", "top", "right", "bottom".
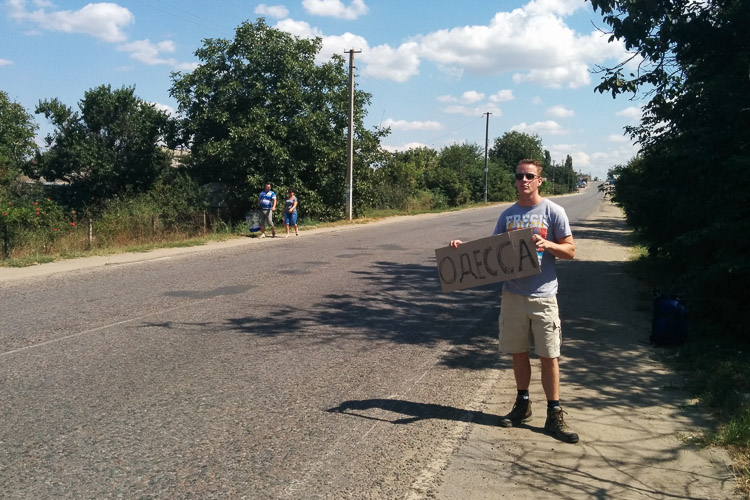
{"left": 1, "top": 0, "right": 644, "bottom": 180}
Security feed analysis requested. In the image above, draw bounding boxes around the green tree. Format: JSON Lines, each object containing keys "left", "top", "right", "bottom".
{"left": 439, "top": 143, "right": 482, "bottom": 176}
{"left": 489, "top": 131, "right": 547, "bottom": 172}
{"left": 423, "top": 167, "right": 470, "bottom": 206}
{"left": 371, "top": 147, "right": 438, "bottom": 210}
{"left": 437, "top": 142, "right": 515, "bottom": 203}
{"left": 170, "top": 19, "right": 385, "bottom": 220}
{"left": 591, "top": 0, "right": 750, "bottom": 340}
{"left": 0, "top": 90, "right": 38, "bottom": 188}
{"left": 31, "top": 85, "right": 174, "bottom": 207}
{"left": 550, "top": 154, "right": 576, "bottom": 194}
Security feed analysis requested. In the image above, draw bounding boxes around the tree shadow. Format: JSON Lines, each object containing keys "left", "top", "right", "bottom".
{"left": 148, "top": 207, "right": 707, "bottom": 425}
{"left": 220, "top": 258, "right": 505, "bottom": 370}
{"left": 149, "top": 256, "right": 504, "bottom": 370}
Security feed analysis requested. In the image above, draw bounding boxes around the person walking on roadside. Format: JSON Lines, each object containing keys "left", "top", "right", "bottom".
{"left": 283, "top": 189, "right": 299, "bottom": 238}
{"left": 449, "top": 158, "right": 579, "bottom": 443}
{"left": 259, "top": 183, "right": 277, "bottom": 238}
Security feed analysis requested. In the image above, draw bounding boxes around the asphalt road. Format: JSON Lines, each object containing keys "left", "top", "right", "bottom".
{"left": 0, "top": 188, "right": 601, "bottom": 499}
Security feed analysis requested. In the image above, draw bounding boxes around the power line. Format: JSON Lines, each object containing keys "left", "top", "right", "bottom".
{"left": 424, "top": 115, "right": 485, "bottom": 147}
{"left": 125, "top": 0, "right": 233, "bottom": 35}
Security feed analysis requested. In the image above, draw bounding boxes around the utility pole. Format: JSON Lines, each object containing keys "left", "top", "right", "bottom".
{"left": 345, "top": 49, "right": 361, "bottom": 221}
{"left": 483, "top": 112, "right": 491, "bottom": 203}
{"left": 552, "top": 161, "right": 555, "bottom": 195}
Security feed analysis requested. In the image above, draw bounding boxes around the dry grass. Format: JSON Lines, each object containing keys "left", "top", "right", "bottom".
{"left": 729, "top": 446, "right": 750, "bottom": 496}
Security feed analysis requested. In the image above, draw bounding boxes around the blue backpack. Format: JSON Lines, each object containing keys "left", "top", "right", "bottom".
{"left": 651, "top": 295, "right": 690, "bottom": 347}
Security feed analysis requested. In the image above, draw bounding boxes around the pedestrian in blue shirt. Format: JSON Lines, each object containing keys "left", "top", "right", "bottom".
{"left": 259, "top": 183, "right": 277, "bottom": 238}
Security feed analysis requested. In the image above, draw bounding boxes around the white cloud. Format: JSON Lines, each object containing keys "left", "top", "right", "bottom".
{"left": 437, "top": 90, "right": 510, "bottom": 110}
{"left": 382, "top": 119, "right": 443, "bottom": 131}
{"left": 278, "top": 21, "right": 367, "bottom": 64}
{"left": 361, "top": 42, "right": 420, "bottom": 82}
{"left": 117, "top": 39, "right": 197, "bottom": 71}
{"left": 442, "top": 105, "right": 473, "bottom": 116}
{"left": 460, "top": 90, "right": 485, "bottom": 104}
{"left": 8, "top": 0, "right": 134, "bottom": 42}
{"left": 437, "top": 95, "right": 458, "bottom": 103}
{"left": 513, "top": 62, "right": 591, "bottom": 88}
{"left": 382, "top": 141, "right": 429, "bottom": 153}
{"left": 549, "top": 140, "right": 640, "bottom": 179}
{"left": 511, "top": 120, "right": 567, "bottom": 136}
{"left": 525, "top": 0, "right": 587, "bottom": 17}
{"left": 413, "top": 2, "right": 627, "bottom": 88}
{"left": 277, "top": 1, "right": 630, "bottom": 85}
{"left": 302, "top": 0, "right": 369, "bottom": 20}
{"left": 588, "top": 145, "right": 639, "bottom": 170}
{"left": 276, "top": 21, "right": 421, "bottom": 82}
{"left": 608, "top": 134, "right": 628, "bottom": 143}
{"left": 546, "top": 105, "right": 574, "bottom": 118}
{"left": 616, "top": 106, "right": 642, "bottom": 119}
{"left": 255, "top": 4, "right": 290, "bottom": 19}
{"left": 489, "top": 90, "right": 514, "bottom": 103}
{"left": 150, "top": 102, "right": 175, "bottom": 115}
{"left": 572, "top": 151, "right": 591, "bottom": 168}
{"left": 0, "top": 59, "right": 12, "bottom": 66}
{"left": 443, "top": 104, "right": 502, "bottom": 117}
{"left": 274, "top": 19, "right": 323, "bottom": 39}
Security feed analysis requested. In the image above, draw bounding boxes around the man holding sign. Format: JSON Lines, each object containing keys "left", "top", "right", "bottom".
{"left": 450, "top": 159, "right": 578, "bottom": 443}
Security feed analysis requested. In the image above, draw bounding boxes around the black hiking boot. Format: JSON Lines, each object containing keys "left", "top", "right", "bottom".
{"left": 498, "top": 398, "right": 532, "bottom": 428}
{"left": 544, "top": 407, "right": 579, "bottom": 443}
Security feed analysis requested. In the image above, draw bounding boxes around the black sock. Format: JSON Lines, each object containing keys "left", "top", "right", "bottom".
{"left": 517, "top": 389, "right": 529, "bottom": 400}
{"left": 547, "top": 400, "right": 560, "bottom": 410}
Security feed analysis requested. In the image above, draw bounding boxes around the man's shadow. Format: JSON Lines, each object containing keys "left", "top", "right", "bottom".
{"left": 327, "top": 398, "right": 547, "bottom": 438}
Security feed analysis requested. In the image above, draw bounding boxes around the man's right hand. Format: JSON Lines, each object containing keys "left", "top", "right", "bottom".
{"left": 449, "top": 240, "right": 463, "bottom": 248}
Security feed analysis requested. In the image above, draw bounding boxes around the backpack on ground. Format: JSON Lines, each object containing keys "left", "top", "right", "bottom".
{"left": 246, "top": 211, "right": 262, "bottom": 233}
{"left": 650, "top": 293, "right": 690, "bottom": 347}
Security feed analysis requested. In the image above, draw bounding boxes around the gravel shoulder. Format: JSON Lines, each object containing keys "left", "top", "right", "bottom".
{"left": 433, "top": 200, "right": 740, "bottom": 499}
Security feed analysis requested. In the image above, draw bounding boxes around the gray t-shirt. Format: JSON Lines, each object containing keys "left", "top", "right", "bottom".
{"left": 284, "top": 196, "right": 297, "bottom": 213}
{"left": 492, "top": 198, "right": 572, "bottom": 297}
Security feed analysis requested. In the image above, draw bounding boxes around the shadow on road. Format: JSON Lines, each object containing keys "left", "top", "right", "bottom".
{"left": 326, "top": 398, "right": 502, "bottom": 426}
{"left": 219, "top": 259, "right": 506, "bottom": 371}
{"left": 148, "top": 204, "right": 713, "bottom": 432}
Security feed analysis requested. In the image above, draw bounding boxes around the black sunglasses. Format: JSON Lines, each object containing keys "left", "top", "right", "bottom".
{"left": 515, "top": 173, "right": 538, "bottom": 181}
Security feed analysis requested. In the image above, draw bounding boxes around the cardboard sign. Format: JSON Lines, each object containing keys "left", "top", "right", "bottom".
{"left": 434, "top": 228, "right": 541, "bottom": 292}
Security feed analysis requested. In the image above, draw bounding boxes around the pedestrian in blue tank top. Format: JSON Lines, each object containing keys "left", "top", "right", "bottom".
{"left": 283, "top": 189, "right": 299, "bottom": 238}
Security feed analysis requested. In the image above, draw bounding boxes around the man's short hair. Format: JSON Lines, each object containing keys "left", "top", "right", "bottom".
{"left": 517, "top": 159, "right": 543, "bottom": 176}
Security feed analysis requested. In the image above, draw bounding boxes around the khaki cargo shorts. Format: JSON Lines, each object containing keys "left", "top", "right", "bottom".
{"left": 498, "top": 290, "right": 561, "bottom": 358}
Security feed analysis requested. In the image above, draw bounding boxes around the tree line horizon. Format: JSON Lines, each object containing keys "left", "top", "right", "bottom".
{"left": 2, "top": 20, "right": 581, "bottom": 226}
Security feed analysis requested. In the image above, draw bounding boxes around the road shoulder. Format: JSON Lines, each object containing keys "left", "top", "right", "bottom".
{"left": 0, "top": 208, "right": 482, "bottom": 284}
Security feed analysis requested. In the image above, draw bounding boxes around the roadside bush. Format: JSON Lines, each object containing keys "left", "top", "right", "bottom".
{"left": 423, "top": 168, "right": 471, "bottom": 206}
{"left": 404, "top": 190, "right": 448, "bottom": 213}
{"left": 1, "top": 193, "right": 66, "bottom": 258}
{"left": 94, "top": 179, "right": 214, "bottom": 247}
